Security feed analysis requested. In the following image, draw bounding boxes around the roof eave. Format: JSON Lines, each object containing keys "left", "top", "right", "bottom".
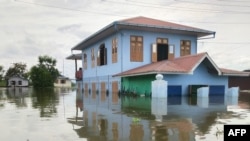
{"left": 72, "top": 21, "right": 215, "bottom": 51}
{"left": 113, "top": 71, "right": 189, "bottom": 77}
{"left": 66, "top": 53, "right": 82, "bottom": 60}
{"left": 222, "top": 73, "right": 250, "bottom": 77}
{"left": 72, "top": 22, "right": 117, "bottom": 50}
{"left": 117, "top": 22, "right": 215, "bottom": 38}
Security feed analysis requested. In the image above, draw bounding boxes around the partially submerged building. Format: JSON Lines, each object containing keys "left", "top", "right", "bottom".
{"left": 54, "top": 75, "right": 72, "bottom": 88}
{"left": 68, "top": 16, "right": 249, "bottom": 96}
{"left": 8, "top": 76, "right": 29, "bottom": 87}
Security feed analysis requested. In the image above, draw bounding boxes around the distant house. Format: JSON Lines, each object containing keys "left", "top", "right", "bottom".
{"left": 8, "top": 76, "right": 29, "bottom": 87}
{"left": 54, "top": 75, "right": 72, "bottom": 88}
{"left": 68, "top": 16, "right": 249, "bottom": 96}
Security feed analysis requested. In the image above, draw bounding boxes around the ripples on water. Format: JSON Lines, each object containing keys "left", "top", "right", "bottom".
{"left": 0, "top": 87, "right": 249, "bottom": 141}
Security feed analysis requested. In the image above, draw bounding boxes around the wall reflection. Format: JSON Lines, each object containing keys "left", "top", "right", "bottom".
{"left": 72, "top": 83, "right": 244, "bottom": 141}
{"left": 0, "top": 85, "right": 245, "bottom": 141}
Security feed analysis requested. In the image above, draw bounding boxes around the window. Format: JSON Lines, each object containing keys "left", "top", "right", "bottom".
{"left": 18, "top": 80, "right": 22, "bottom": 85}
{"left": 112, "top": 38, "right": 118, "bottom": 63}
{"left": 60, "top": 79, "right": 65, "bottom": 84}
{"left": 11, "top": 81, "right": 15, "bottom": 85}
{"left": 180, "top": 40, "right": 191, "bottom": 56}
{"left": 152, "top": 38, "right": 175, "bottom": 62}
{"left": 130, "top": 36, "right": 143, "bottom": 62}
{"left": 97, "top": 44, "right": 107, "bottom": 66}
{"left": 91, "top": 48, "right": 95, "bottom": 68}
{"left": 157, "top": 38, "right": 168, "bottom": 44}
{"left": 84, "top": 53, "right": 87, "bottom": 69}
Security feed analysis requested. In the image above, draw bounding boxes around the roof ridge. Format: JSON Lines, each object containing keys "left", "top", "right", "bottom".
{"left": 117, "top": 16, "right": 212, "bottom": 32}
{"left": 173, "top": 52, "right": 207, "bottom": 61}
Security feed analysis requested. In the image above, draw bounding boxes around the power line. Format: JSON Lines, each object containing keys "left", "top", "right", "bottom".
{"left": 13, "top": 0, "right": 250, "bottom": 25}
{"left": 14, "top": 0, "right": 129, "bottom": 17}
{"left": 198, "top": 41, "right": 250, "bottom": 45}
{"left": 215, "top": 0, "right": 250, "bottom": 3}
{"left": 171, "top": 20, "right": 250, "bottom": 25}
{"left": 107, "top": 0, "right": 250, "bottom": 14}
{"left": 175, "top": 0, "right": 250, "bottom": 8}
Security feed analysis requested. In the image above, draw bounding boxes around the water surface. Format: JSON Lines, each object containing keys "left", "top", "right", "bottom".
{"left": 0, "top": 87, "right": 249, "bottom": 141}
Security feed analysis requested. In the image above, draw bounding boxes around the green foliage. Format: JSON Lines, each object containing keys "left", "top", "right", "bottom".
{"left": 0, "top": 80, "right": 6, "bottom": 87}
{"left": 0, "top": 65, "right": 4, "bottom": 81}
{"left": 30, "top": 55, "right": 59, "bottom": 88}
{"left": 4, "top": 62, "right": 28, "bottom": 80}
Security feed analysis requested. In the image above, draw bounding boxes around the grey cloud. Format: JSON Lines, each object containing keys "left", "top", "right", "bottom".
{"left": 57, "top": 24, "right": 82, "bottom": 33}
{"left": 57, "top": 24, "right": 91, "bottom": 38}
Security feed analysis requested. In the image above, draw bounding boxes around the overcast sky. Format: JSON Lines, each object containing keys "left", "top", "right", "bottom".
{"left": 1, "top": 0, "right": 250, "bottom": 79}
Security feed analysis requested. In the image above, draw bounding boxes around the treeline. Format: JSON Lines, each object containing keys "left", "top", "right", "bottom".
{"left": 0, "top": 55, "right": 60, "bottom": 88}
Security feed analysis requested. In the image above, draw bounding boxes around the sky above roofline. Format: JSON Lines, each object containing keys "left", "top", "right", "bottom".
{"left": 1, "top": 0, "right": 250, "bottom": 79}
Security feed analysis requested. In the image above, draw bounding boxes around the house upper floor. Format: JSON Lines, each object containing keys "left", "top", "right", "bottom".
{"left": 71, "top": 16, "right": 215, "bottom": 76}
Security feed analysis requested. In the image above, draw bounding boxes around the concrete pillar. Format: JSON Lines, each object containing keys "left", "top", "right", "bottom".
{"left": 151, "top": 74, "right": 168, "bottom": 98}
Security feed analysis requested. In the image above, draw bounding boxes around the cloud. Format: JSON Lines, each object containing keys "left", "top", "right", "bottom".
{"left": 1, "top": 0, "right": 250, "bottom": 79}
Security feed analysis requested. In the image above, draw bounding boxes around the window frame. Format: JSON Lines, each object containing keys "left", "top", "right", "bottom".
{"left": 180, "top": 40, "right": 191, "bottom": 56}
{"left": 97, "top": 43, "right": 107, "bottom": 66}
{"left": 91, "top": 48, "right": 95, "bottom": 68}
{"left": 83, "top": 53, "right": 87, "bottom": 69}
{"left": 112, "top": 37, "right": 118, "bottom": 63}
{"left": 130, "top": 35, "right": 143, "bottom": 62}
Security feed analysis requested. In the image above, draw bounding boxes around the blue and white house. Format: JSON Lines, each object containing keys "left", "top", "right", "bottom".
{"left": 69, "top": 16, "right": 249, "bottom": 97}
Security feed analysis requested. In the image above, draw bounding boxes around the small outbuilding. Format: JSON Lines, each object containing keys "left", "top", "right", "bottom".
{"left": 8, "top": 76, "right": 29, "bottom": 87}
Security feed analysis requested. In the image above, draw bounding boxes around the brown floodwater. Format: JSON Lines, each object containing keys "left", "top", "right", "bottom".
{"left": 0, "top": 87, "right": 249, "bottom": 141}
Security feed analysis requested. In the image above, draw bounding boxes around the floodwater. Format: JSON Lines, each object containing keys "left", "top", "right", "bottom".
{"left": 0, "top": 87, "right": 250, "bottom": 141}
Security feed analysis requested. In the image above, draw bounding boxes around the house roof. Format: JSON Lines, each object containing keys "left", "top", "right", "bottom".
{"left": 113, "top": 52, "right": 217, "bottom": 77}
{"left": 66, "top": 53, "right": 82, "bottom": 60}
{"left": 119, "top": 16, "right": 214, "bottom": 35}
{"left": 57, "top": 75, "right": 70, "bottom": 80}
{"left": 8, "top": 75, "right": 28, "bottom": 81}
{"left": 220, "top": 68, "right": 250, "bottom": 76}
{"left": 72, "top": 16, "right": 215, "bottom": 50}
{"left": 113, "top": 52, "right": 249, "bottom": 77}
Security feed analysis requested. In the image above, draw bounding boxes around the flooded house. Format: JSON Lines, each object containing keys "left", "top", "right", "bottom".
{"left": 54, "top": 75, "right": 72, "bottom": 88}
{"left": 68, "top": 16, "right": 249, "bottom": 96}
{"left": 7, "top": 76, "right": 29, "bottom": 87}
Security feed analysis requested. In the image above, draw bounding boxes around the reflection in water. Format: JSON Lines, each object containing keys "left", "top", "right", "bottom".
{"left": 32, "top": 88, "right": 59, "bottom": 117}
{"left": 0, "top": 87, "right": 250, "bottom": 141}
{"left": 5, "top": 87, "right": 30, "bottom": 107}
{"left": 79, "top": 91, "right": 249, "bottom": 141}
{"left": 130, "top": 121, "right": 144, "bottom": 141}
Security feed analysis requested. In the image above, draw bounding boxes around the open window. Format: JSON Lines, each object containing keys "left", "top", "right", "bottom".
{"left": 97, "top": 43, "right": 107, "bottom": 66}
{"left": 151, "top": 38, "right": 175, "bottom": 62}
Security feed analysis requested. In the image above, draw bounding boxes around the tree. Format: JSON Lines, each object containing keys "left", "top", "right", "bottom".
{"left": 0, "top": 65, "right": 4, "bottom": 80}
{"left": 30, "top": 55, "right": 59, "bottom": 87}
{"left": 4, "top": 62, "right": 27, "bottom": 80}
